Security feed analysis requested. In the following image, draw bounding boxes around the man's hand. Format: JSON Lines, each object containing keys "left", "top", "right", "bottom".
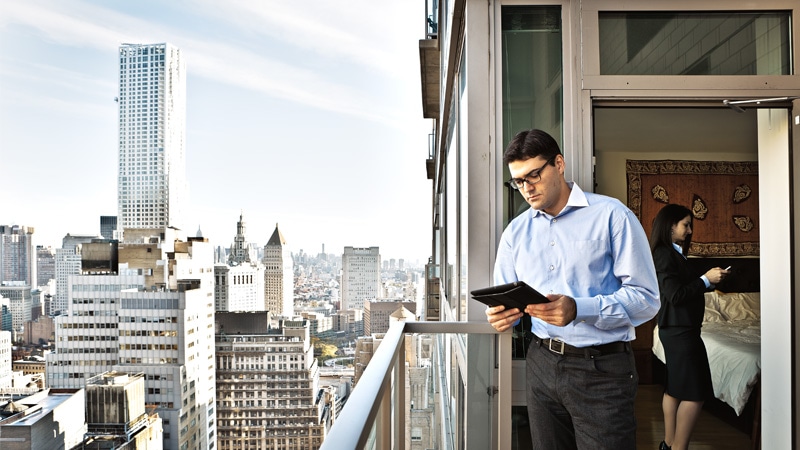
{"left": 485, "top": 305, "right": 523, "bottom": 332}
{"left": 525, "top": 294, "right": 576, "bottom": 326}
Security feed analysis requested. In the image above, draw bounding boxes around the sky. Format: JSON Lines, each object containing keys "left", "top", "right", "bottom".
{"left": 0, "top": 0, "right": 433, "bottom": 265}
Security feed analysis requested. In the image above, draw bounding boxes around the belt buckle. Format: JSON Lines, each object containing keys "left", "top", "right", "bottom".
{"left": 548, "top": 338, "right": 565, "bottom": 355}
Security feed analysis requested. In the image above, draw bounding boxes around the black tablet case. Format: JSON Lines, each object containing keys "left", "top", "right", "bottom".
{"left": 470, "top": 281, "right": 548, "bottom": 309}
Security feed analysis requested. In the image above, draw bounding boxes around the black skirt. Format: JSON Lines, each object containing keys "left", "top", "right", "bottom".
{"left": 659, "top": 325, "right": 713, "bottom": 401}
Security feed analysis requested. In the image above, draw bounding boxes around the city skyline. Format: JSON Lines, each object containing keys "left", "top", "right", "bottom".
{"left": 0, "top": 0, "right": 433, "bottom": 263}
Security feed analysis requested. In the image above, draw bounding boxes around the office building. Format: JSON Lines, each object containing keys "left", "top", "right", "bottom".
{"left": 53, "top": 234, "right": 100, "bottom": 316}
{"left": 215, "top": 312, "right": 336, "bottom": 450}
{"left": 0, "top": 225, "right": 35, "bottom": 286}
{"left": 35, "top": 245, "right": 55, "bottom": 287}
{"left": 340, "top": 247, "right": 380, "bottom": 313}
{"left": 363, "top": 300, "right": 417, "bottom": 336}
{"left": 46, "top": 229, "right": 216, "bottom": 450}
{"left": 263, "top": 224, "right": 294, "bottom": 316}
{"left": 117, "top": 43, "right": 187, "bottom": 232}
{"left": 0, "top": 283, "right": 32, "bottom": 334}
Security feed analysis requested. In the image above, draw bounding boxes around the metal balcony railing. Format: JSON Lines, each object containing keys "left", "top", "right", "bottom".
{"left": 321, "top": 321, "right": 513, "bottom": 450}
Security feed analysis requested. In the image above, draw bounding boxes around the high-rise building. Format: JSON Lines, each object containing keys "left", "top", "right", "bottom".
{"left": 340, "top": 246, "right": 381, "bottom": 313}
{"left": 263, "top": 224, "right": 294, "bottom": 317}
{"left": 0, "top": 225, "right": 35, "bottom": 286}
{"left": 0, "top": 283, "right": 32, "bottom": 334}
{"left": 35, "top": 245, "right": 55, "bottom": 287}
{"left": 215, "top": 312, "right": 337, "bottom": 450}
{"left": 214, "top": 214, "right": 264, "bottom": 312}
{"left": 117, "top": 43, "right": 187, "bottom": 232}
{"left": 46, "top": 229, "right": 216, "bottom": 450}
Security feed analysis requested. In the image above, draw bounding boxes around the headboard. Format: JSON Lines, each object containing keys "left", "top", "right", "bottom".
{"left": 687, "top": 257, "right": 760, "bottom": 293}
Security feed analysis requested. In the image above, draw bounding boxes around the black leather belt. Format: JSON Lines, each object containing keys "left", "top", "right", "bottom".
{"left": 533, "top": 335, "right": 630, "bottom": 358}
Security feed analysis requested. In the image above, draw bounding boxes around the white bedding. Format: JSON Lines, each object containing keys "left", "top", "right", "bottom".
{"left": 652, "top": 291, "right": 761, "bottom": 416}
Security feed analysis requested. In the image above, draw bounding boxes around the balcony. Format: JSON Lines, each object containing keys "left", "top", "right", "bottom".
{"left": 321, "top": 321, "right": 514, "bottom": 450}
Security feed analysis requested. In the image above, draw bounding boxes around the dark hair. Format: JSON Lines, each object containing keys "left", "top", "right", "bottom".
{"left": 503, "top": 129, "right": 562, "bottom": 165}
{"left": 649, "top": 204, "right": 693, "bottom": 254}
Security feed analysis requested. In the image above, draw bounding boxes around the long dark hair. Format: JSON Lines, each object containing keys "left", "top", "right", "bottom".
{"left": 649, "top": 204, "right": 693, "bottom": 255}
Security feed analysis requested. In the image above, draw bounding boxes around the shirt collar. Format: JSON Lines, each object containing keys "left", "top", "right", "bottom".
{"left": 530, "top": 182, "right": 588, "bottom": 218}
{"left": 672, "top": 242, "right": 684, "bottom": 255}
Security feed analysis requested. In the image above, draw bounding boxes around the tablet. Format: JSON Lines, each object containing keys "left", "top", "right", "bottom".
{"left": 470, "top": 281, "right": 549, "bottom": 310}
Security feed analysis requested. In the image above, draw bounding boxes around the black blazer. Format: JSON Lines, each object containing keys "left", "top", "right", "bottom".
{"left": 652, "top": 245, "right": 709, "bottom": 328}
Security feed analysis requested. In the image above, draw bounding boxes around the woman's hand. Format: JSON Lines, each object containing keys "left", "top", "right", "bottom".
{"left": 705, "top": 267, "right": 730, "bottom": 285}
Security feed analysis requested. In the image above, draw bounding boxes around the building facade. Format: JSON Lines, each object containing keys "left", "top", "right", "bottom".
{"left": 0, "top": 283, "right": 31, "bottom": 335}
{"left": 263, "top": 224, "right": 294, "bottom": 316}
{"left": 53, "top": 234, "right": 100, "bottom": 316}
{"left": 215, "top": 312, "right": 336, "bottom": 450}
{"left": 35, "top": 245, "right": 55, "bottom": 288}
{"left": 416, "top": 1, "right": 800, "bottom": 448}
{"left": 117, "top": 43, "right": 187, "bottom": 231}
{"left": 0, "top": 225, "right": 35, "bottom": 286}
{"left": 340, "top": 246, "right": 381, "bottom": 313}
{"left": 46, "top": 230, "right": 216, "bottom": 450}
{"left": 214, "top": 214, "right": 265, "bottom": 312}
{"left": 100, "top": 215, "right": 118, "bottom": 240}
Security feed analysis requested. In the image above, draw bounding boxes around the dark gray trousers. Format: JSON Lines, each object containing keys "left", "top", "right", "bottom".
{"left": 525, "top": 339, "right": 638, "bottom": 450}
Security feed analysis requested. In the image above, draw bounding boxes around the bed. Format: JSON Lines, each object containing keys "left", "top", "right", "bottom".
{"left": 652, "top": 290, "right": 761, "bottom": 416}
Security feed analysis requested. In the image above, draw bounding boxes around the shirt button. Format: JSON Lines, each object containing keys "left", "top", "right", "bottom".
{"left": 550, "top": 241, "right": 555, "bottom": 246}
{"left": 549, "top": 265, "right": 554, "bottom": 271}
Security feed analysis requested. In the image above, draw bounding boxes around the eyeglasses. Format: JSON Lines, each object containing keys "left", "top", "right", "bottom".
{"left": 507, "top": 156, "right": 556, "bottom": 190}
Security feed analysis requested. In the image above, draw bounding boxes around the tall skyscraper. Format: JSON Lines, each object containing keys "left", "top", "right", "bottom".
{"left": 263, "top": 224, "right": 294, "bottom": 317}
{"left": 117, "top": 43, "right": 187, "bottom": 232}
{"left": 0, "top": 225, "right": 36, "bottom": 286}
{"left": 340, "top": 246, "right": 381, "bottom": 313}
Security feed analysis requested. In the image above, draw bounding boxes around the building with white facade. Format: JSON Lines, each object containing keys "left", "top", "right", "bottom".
{"left": 53, "top": 234, "right": 100, "bottom": 316}
{"left": 214, "top": 214, "right": 265, "bottom": 312}
{"left": 46, "top": 230, "right": 216, "bottom": 450}
{"left": 263, "top": 224, "right": 294, "bottom": 317}
{"left": 0, "top": 330, "right": 11, "bottom": 390}
{"left": 215, "top": 312, "right": 336, "bottom": 450}
{"left": 0, "top": 225, "right": 35, "bottom": 287}
{"left": 117, "top": 43, "right": 186, "bottom": 232}
{"left": 340, "top": 247, "right": 381, "bottom": 313}
{"left": 0, "top": 388, "right": 86, "bottom": 450}
{"left": 0, "top": 283, "right": 31, "bottom": 335}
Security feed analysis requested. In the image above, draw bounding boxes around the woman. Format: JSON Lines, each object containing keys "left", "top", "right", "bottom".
{"left": 649, "top": 204, "right": 728, "bottom": 450}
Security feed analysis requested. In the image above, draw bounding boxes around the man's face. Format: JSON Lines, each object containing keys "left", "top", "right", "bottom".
{"left": 508, "top": 155, "right": 564, "bottom": 215}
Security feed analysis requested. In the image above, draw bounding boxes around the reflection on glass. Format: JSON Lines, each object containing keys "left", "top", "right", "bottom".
{"left": 599, "top": 12, "right": 791, "bottom": 75}
{"left": 501, "top": 5, "right": 564, "bottom": 226}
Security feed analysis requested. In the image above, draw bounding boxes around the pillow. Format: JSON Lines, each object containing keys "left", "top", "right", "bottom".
{"left": 703, "top": 291, "right": 726, "bottom": 323}
{"left": 717, "top": 292, "right": 760, "bottom": 321}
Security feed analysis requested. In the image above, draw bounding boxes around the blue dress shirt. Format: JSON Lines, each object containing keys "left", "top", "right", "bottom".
{"left": 494, "top": 182, "right": 660, "bottom": 346}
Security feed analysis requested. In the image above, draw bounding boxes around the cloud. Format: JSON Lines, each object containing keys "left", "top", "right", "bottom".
{"left": 0, "top": 0, "right": 420, "bottom": 127}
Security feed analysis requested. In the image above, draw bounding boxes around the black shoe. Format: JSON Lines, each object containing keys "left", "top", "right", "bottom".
{"left": 659, "top": 441, "right": 671, "bottom": 450}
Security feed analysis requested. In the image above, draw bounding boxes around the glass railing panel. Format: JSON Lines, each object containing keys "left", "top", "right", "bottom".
{"left": 321, "top": 321, "right": 511, "bottom": 450}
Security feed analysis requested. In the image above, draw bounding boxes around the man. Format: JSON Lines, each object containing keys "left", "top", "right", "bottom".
{"left": 486, "top": 129, "right": 659, "bottom": 449}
